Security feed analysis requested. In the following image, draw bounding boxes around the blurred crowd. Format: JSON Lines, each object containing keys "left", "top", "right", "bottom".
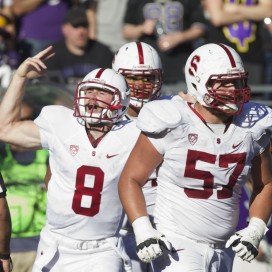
{"left": 0, "top": 0, "right": 271, "bottom": 272}
{"left": 0, "top": 0, "right": 271, "bottom": 92}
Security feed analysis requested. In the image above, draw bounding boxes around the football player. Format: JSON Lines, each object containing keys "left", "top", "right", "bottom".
{"left": 0, "top": 46, "right": 140, "bottom": 271}
{"left": 119, "top": 43, "right": 272, "bottom": 271}
{"left": 113, "top": 41, "right": 163, "bottom": 272}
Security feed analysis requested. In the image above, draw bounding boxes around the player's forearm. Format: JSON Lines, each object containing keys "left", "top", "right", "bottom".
{"left": 249, "top": 183, "right": 272, "bottom": 224}
{"left": 119, "top": 177, "right": 148, "bottom": 223}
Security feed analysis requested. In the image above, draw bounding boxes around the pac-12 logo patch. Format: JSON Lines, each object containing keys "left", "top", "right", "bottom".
{"left": 70, "top": 145, "right": 79, "bottom": 156}
{"left": 188, "top": 133, "right": 198, "bottom": 145}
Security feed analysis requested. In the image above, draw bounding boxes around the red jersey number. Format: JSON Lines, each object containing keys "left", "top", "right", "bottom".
{"left": 184, "top": 150, "right": 246, "bottom": 199}
{"left": 72, "top": 165, "right": 104, "bottom": 216}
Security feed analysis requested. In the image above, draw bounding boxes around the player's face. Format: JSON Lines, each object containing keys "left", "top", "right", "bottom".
{"left": 208, "top": 78, "right": 244, "bottom": 115}
{"left": 212, "top": 78, "right": 245, "bottom": 103}
{"left": 84, "top": 88, "right": 113, "bottom": 114}
{"left": 125, "top": 74, "right": 155, "bottom": 99}
{"left": 213, "top": 80, "right": 236, "bottom": 101}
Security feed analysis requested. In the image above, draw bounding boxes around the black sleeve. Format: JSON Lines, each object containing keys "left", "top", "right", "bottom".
{"left": 0, "top": 173, "right": 6, "bottom": 198}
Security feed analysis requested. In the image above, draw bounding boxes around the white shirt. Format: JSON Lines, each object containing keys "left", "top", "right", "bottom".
{"left": 34, "top": 105, "right": 139, "bottom": 240}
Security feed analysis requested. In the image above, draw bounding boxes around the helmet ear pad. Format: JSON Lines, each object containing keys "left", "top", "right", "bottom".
{"left": 73, "top": 68, "right": 130, "bottom": 124}
{"left": 112, "top": 41, "right": 163, "bottom": 109}
{"left": 185, "top": 43, "right": 251, "bottom": 115}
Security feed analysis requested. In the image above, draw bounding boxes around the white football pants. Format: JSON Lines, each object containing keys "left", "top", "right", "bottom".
{"left": 32, "top": 224, "right": 131, "bottom": 272}
{"left": 151, "top": 234, "right": 235, "bottom": 272}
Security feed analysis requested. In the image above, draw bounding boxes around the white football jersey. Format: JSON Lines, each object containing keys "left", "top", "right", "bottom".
{"left": 137, "top": 97, "right": 272, "bottom": 244}
{"left": 34, "top": 105, "right": 139, "bottom": 240}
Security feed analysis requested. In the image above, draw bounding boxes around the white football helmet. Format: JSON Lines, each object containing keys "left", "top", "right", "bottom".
{"left": 112, "top": 41, "right": 163, "bottom": 109}
{"left": 73, "top": 68, "right": 130, "bottom": 124}
{"left": 185, "top": 43, "right": 251, "bottom": 115}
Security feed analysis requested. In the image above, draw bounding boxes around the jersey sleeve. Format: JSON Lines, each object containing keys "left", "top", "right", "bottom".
{"left": 34, "top": 105, "right": 68, "bottom": 150}
{"left": 0, "top": 172, "right": 7, "bottom": 198}
{"left": 137, "top": 99, "right": 184, "bottom": 134}
{"left": 137, "top": 98, "right": 187, "bottom": 154}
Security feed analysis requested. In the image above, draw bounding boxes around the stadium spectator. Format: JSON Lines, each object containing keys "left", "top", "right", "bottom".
{"left": 11, "top": 0, "right": 70, "bottom": 59}
{"left": 45, "top": 6, "right": 113, "bottom": 86}
{"left": 94, "top": 0, "right": 129, "bottom": 53}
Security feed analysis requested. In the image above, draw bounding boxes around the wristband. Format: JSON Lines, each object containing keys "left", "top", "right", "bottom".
{"left": 132, "top": 216, "right": 153, "bottom": 235}
{"left": 0, "top": 253, "right": 10, "bottom": 260}
{"left": 249, "top": 217, "right": 269, "bottom": 236}
{"left": 0, "top": 255, "right": 13, "bottom": 271}
{"left": 132, "top": 215, "right": 160, "bottom": 245}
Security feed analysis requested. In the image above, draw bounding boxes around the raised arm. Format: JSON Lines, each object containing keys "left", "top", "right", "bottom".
{"left": 0, "top": 46, "right": 55, "bottom": 149}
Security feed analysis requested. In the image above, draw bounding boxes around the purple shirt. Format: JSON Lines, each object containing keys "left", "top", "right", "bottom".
{"left": 19, "top": 1, "right": 68, "bottom": 42}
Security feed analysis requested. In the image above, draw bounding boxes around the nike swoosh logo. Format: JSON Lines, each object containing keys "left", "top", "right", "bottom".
{"left": 106, "top": 154, "right": 119, "bottom": 158}
{"left": 232, "top": 142, "right": 243, "bottom": 149}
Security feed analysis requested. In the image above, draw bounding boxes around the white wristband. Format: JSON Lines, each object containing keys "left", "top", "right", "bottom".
{"left": 132, "top": 216, "right": 154, "bottom": 238}
{"left": 249, "top": 217, "right": 268, "bottom": 236}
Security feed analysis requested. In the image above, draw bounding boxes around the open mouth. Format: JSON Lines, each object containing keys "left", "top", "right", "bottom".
{"left": 86, "top": 103, "right": 100, "bottom": 113}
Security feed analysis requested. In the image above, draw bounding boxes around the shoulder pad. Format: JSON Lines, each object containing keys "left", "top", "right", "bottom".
{"left": 236, "top": 102, "right": 272, "bottom": 130}
{"left": 137, "top": 99, "right": 184, "bottom": 133}
{"left": 235, "top": 102, "right": 272, "bottom": 143}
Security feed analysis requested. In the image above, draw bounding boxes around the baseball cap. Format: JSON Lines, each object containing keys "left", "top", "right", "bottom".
{"left": 63, "top": 7, "right": 89, "bottom": 28}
